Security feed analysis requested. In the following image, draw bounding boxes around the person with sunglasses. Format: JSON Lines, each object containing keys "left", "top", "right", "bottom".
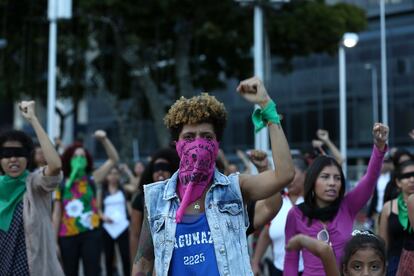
{"left": 129, "top": 148, "right": 179, "bottom": 264}
{"left": 0, "top": 101, "right": 64, "bottom": 275}
{"left": 284, "top": 123, "right": 389, "bottom": 276}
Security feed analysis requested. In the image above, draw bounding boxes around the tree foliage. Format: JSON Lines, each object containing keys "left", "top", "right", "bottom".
{"left": 0, "top": 0, "right": 367, "bottom": 147}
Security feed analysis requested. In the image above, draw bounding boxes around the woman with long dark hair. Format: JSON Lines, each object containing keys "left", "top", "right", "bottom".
{"left": 52, "top": 130, "right": 119, "bottom": 276}
{"left": 99, "top": 165, "right": 130, "bottom": 276}
{"left": 284, "top": 123, "right": 389, "bottom": 276}
{"left": 379, "top": 159, "right": 414, "bottom": 275}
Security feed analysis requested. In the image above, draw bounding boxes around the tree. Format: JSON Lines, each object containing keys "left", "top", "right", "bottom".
{"left": 0, "top": 0, "right": 367, "bottom": 150}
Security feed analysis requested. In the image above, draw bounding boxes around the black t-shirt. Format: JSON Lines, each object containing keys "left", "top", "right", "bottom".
{"left": 132, "top": 192, "right": 144, "bottom": 213}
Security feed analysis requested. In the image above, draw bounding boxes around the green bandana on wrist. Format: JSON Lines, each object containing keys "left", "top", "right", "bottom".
{"left": 0, "top": 170, "right": 29, "bottom": 231}
{"left": 251, "top": 100, "right": 281, "bottom": 133}
{"left": 398, "top": 193, "right": 412, "bottom": 233}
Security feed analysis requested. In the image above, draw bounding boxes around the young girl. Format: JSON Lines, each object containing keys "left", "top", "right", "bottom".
{"left": 0, "top": 101, "right": 64, "bottom": 275}
{"left": 284, "top": 123, "right": 388, "bottom": 276}
{"left": 286, "top": 230, "right": 387, "bottom": 276}
{"left": 342, "top": 231, "right": 387, "bottom": 276}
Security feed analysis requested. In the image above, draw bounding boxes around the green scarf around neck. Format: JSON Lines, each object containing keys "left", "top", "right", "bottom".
{"left": 0, "top": 170, "right": 29, "bottom": 232}
{"left": 65, "top": 156, "right": 87, "bottom": 189}
{"left": 398, "top": 192, "right": 413, "bottom": 233}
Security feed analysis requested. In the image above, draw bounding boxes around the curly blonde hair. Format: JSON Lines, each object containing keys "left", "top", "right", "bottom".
{"left": 164, "top": 93, "right": 227, "bottom": 141}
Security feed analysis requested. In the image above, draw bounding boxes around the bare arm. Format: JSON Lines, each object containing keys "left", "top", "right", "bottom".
{"left": 251, "top": 226, "right": 272, "bottom": 276}
{"left": 286, "top": 234, "right": 340, "bottom": 276}
{"left": 253, "top": 193, "right": 282, "bottom": 230}
{"left": 236, "top": 150, "right": 251, "bottom": 174}
{"left": 316, "top": 129, "right": 343, "bottom": 165}
{"left": 132, "top": 208, "right": 154, "bottom": 276}
{"left": 130, "top": 209, "right": 143, "bottom": 265}
{"left": 216, "top": 149, "right": 230, "bottom": 173}
{"left": 240, "top": 123, "right": 294, "bottom": 201}
{"left": 19, "top": 101, "right": 62, "bottom": 176}
{"left": 237, "top": 77, "right": 294, "bottom": 202}
{"left": 409, "top": 129, "right": 414, "bottom": 141}
{"left": 92, "top": 130, "right": 120, "bottom": 184}
{"left": 121, "top": 164, "right": 140, "bottom": 195}
{"left": 246, "top": 150, "right": 282, "bottom": 228}
{"left": 378, "top": 200, "right": 390, "bottom": 250}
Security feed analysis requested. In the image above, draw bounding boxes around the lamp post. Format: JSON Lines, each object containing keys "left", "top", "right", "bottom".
{"left": 365, "top": 63, "right": 379, "bottom": 125}
{"left": 0, "top": 39, "right": 7, "bottom": 49}
{"left": 235, "top": 0, "right": 288, "bottom": 152}
{"left": 339, "top": 32, "right": 358, "bottom": 177}
{"left": 47, "top": 0, "right": 71, "bottom": 141}
{"left": 380, "top": 0, "right": 388, "bottom": 126}
{"left": 253, "top": 5, "right": 268, "bottom": 151}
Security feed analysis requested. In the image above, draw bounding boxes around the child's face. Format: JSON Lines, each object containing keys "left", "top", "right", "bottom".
{"left": 344, "top": 248, "right": 385, "bottom": 276}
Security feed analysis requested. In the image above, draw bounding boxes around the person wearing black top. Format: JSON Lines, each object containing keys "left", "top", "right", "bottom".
{"left": 129, "top": 148, "right": 179, "bottom": 263}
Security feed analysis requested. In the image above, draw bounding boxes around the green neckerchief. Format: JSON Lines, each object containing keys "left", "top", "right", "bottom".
{"left": 65, "top": 156, "right": 87, "bottom": 189}
{"left": 0, "top": 170, "right": 29, "bottom": 232}
{"left": 398, "top": 193, "right": 413, "bottom": 233}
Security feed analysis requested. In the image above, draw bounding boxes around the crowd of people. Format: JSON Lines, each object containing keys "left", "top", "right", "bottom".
{"left": 0, "top": 77, "right": 413, "bottom": 276}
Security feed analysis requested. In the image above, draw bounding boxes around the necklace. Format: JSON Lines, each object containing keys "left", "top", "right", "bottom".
{"left": 194, "top": 202, "right": 200, "bottom": 210}
{"left": 317, "top": 221, "right": 331, "bottom": 245}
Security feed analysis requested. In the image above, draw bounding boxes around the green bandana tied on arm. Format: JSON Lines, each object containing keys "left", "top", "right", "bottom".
{"left": 251, "top": 100, "right": 281, "bottom": 133}
{"left": 0, "top": 170, "right": 29, "bottom": 232}
{"left": 398, "top": 193, "right": 413, "bottom": 233}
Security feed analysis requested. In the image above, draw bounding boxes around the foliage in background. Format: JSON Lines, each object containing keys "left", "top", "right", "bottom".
{"left": 0, "top": 0, "right": 366, "bottom": 150}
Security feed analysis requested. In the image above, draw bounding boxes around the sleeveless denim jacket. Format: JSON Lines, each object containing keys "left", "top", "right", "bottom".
{"left": 144, "top": 169, "right": 253, "bottom": 276}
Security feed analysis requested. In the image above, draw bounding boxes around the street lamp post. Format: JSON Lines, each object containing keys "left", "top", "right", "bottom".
{"left": 339, "top": 33, "right": 358, "bottom": 177}
{"left": 0, "top": 39, "right": 7, "bottom": 49}
{"left": 365, "top": 64, "right": 379, "bottom": 125}
{"left": 253, "top": 5, "right": 268, "bottom": 151}
{"left": 380, "top": 0, "right": 388, "bottom": 126}
{"left": 47, "top": 0, "right": 71, "bottom": 141}
{"left": 235, "top": 0, "right": 289, "bottom": 152}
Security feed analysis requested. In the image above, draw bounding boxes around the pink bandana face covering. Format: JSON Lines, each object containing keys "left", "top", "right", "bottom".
{"left": 175, "top": 137, "right": 219, "bottom": 223}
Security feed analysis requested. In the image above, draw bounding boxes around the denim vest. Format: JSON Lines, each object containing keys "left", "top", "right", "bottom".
{"left": 144, "top": 169, "right": 253, "bottom": 276}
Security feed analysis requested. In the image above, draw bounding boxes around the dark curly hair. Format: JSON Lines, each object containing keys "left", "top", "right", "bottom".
{"left": 0, "top": 130, "right": 34, "bottom": 172}
{"left": 61, "top": 142, "right": 94, "bottom": 178}
{"left": 164, "top": 93, "right": 227, "bottom": 141}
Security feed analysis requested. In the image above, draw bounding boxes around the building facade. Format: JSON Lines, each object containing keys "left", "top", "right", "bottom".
{"left": 85, "top": 0, "right": 414, "bottom": 175}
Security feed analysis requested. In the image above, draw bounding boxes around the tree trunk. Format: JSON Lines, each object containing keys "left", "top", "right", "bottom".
{"left": 175, "top": 20, "right": 194, "bottom": 98}
{"left": 122, "top": 48, "right": 170, "bottom": 148}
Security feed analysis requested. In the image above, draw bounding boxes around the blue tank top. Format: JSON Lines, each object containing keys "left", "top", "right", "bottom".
{"left": 168, "top": 213, "right": 220, "bottom": 276}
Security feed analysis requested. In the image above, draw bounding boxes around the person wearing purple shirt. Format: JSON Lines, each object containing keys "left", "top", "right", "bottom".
{"left": 284, "top": 123, "right": 389, "bottom": 276}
